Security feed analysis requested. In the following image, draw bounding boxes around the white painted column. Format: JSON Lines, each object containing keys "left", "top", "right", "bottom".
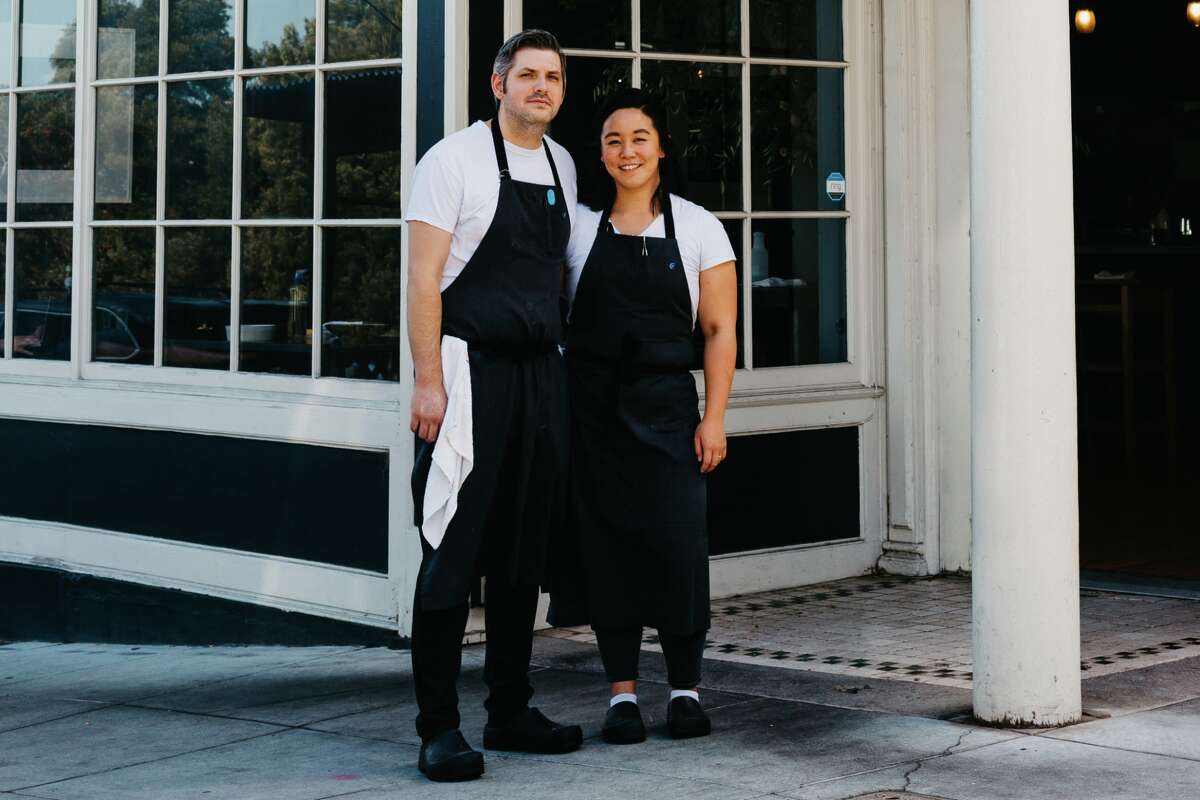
{"left": 969, "top": 1, "right": 1082, "bottom": 726}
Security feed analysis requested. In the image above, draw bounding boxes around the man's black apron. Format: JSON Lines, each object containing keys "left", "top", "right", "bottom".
{"left": 412, "top": 119, "right": 571, "bottom": 611}
{"left": 566, "top": 199, "right": 710, "bottom": 635}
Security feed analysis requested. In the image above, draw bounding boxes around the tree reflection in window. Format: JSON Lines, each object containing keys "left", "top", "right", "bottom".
{"left": 641, "top": 61, "right": 742, "bottom": 212}
{"left": 326, "top": 0, "right": 402, "bottom": 63}
{"left": 168, "top": 0, "right": 235, "bottom": 74}
{"left": 245, "top": 0, "right": 315, "bottom": 68}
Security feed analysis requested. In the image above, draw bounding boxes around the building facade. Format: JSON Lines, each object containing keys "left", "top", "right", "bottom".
{"left": 0, "top": 0, "right": 1080, "bottom": 725}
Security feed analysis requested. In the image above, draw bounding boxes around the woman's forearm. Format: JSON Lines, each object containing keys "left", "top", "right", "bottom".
{"left": 702, "top": 327, "right": 736, "bottom": 421}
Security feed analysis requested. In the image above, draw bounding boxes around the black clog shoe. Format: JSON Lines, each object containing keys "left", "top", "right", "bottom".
{"left": 602, "top": 701, "right": 647, "bottom": 744}
{"left": 417, "top": 729, "right": 485, "bottom": 782}
{"left": 482, "top": 707, "right": 584, "bottom": 754}
{"left": 666, "top": 695, "right": 711, "bottom": 739}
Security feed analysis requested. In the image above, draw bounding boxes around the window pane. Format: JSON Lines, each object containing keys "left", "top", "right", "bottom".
{"left": 641, "top": 60, "right": 741, "bottom": 212}
{"left": 93, "top": 227, "right": 154, "bottom": 364}
{"left": 325, "top": 0, "right": 402, "bottom": 63}
{"left": 245, "top": 0, "right": 315, "bottom": 68}
{"left": 751, "top": 218, "right": 846, "bottom": 367}
{"left": 0, "top": 96, "right": 8, "bottom": 220}
{"left": 244, "top": 72, "right": 314, "bottom": 218}
{"left": 552, "top": 57, "right": 631, "bottom": 171}
{"left": 751, "top": 65, "right": 845, "bottom": 212}
{"left": 166, "top": 78, "right": 233, "bottom": 219}
{"left": 523, "top": 0, "right": 630, "bottom": 51}
{"left": 168, "top": 0, "right": 234, "bottom": 74}
{"left": 324, "top": 68, "right": 401, "bottom": 218}
{"left": 16, "top": 90, "right": 74, "bottom": 222}
{"left": 0, "top": 2, "right": 12, "bottom": 88}
{"left": 20, "top": 0, "right": 76, "bottom": 86}
{"left": 13, "top": 229, "right": 72, "bottom": 361}
{"left": 750, "top": 0, "right": 842, "bottom": 61}
{"left": 240, "top": 226, "right": 312, "bottom": 375}
{"left": 321, "top": 227, "right": 400, "bottom": 381}
{"left": 0, "top": 235, "right": 6, "bottom": 356}
{"left": 95, "top": 84, "right": 157, "bottom": 221}
{"left": 691, "top": 218, "right": 744, "bottom": 370}
{"left": 641, "top": 0, "right": 738, "bottom": 56}
{"left": 164, "top": 227, "right": 231, "bottom": 370}
{"left": 97, "top": 0, "right": 160, "bottom": 80}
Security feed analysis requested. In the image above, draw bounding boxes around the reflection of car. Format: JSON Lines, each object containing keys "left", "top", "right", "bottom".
{"left": 93, "top": 293, "right": 155, "bottom": 363}
{"left": 0, "top": 301, "right": 73, "bottom": 361}
{"left": 1, "top": 295, "right": 399, "bottom": 379}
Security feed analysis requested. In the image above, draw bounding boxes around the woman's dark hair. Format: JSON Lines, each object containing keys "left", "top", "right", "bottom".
{"left": 577, "top": 88, "right": 686, "bottom": 216}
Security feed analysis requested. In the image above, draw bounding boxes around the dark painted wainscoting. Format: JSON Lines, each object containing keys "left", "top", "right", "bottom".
{"left": 0, "top": 563, "right": 401, "bottom": 646}
{"left": 0, "top": 419, "right": 389, "bottom": 572}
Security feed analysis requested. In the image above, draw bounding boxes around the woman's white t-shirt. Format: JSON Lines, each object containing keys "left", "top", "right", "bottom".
{"left": 405, "top": 121, "right": 578, "bottom": 291}
{"left": 566, "top": 194, "right": 736, "bottom": 324}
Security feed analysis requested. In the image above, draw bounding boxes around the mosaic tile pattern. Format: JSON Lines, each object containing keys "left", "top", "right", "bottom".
{"left": 541, "top": 575, "right": 1200, "bottom": 689}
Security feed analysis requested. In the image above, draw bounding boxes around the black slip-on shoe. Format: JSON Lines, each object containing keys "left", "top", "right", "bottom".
{"left": 601, "top": 701, "right": 646, "bottom": 744}
{"left": 666, "top": 696, "right": 711, "bottom": 739}
{"left": 417, "top": 729, "right": 484, "bottom": 782}
{"left": 482, "top": 707, "right": 583, "bottom": 754}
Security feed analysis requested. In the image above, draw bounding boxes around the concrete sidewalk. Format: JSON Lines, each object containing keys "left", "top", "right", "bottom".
{"left": 3, "top": 631, "right": 1200, "bottom": 800}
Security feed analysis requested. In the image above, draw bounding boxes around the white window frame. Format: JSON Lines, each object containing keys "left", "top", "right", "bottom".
{"left": 0, "top": 0, "right": 418, "bottom": 406}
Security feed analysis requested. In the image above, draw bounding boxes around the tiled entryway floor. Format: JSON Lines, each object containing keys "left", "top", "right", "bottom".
{"left": 541, "top": 575, "right": 1200, "bottom": 689}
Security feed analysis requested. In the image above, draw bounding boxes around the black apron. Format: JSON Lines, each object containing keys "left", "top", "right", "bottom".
{"left": 411, "top": 119, "right": 571, "bottom": 611}
{"left": 566, "top": 199, "right": 710, "bottom": 635}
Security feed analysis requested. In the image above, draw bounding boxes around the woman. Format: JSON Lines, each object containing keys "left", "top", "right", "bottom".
{"left": 565, "top": 89, "right": 738, "bottom": 743}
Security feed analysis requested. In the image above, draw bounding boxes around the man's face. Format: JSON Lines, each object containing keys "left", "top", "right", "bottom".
{"left": 492, "top": 48, "right": 565, "bottom": 126}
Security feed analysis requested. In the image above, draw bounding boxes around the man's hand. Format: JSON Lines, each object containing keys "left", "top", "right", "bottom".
{"left": 411, "top": 380, "right": 448, "bottom": 443}
{"left": 407, "top": 220, "right": 453, "bottom": 442}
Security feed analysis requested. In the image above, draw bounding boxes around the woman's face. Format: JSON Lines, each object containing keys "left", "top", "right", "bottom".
{"left": 601, "top": 107, "right": 665, "bottom": 195}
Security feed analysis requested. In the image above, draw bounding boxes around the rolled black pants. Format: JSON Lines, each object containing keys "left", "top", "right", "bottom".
{"left": 595, "top": 627, "right": 706, "bottom": 689}
{"left": 411, "top": 578, "right": 540, "bottom": 742}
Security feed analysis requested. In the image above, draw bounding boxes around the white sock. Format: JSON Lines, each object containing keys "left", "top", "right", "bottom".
{"left": 670, "top": 689, "right": 700, "bottom": 703}
{"left": 610, "top": 693, "right": 638, "bottom": 707}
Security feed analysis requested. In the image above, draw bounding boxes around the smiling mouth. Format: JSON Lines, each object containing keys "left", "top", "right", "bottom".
{"left": 619, "top": 164, "right": 641, "bottom": 171}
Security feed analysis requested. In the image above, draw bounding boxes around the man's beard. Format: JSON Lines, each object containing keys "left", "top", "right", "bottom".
{"left": 503, "top": 94, "right": 554, "bottom": 129}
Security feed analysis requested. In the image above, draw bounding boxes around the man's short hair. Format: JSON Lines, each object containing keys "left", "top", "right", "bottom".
{"left": 493, "top": 29, "right": 566, "bottom": 89}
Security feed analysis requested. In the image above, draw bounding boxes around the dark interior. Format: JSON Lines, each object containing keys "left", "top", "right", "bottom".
{"left": 1072, "top": 2, "right": 1200, "bottom": 582}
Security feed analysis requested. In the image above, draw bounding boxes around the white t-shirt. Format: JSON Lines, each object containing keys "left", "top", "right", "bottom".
{"left": 566, "top": 194, "right": 736, "bottom": 323}
{"left": 405, "top": 120, "right": 578, "bottom": 291}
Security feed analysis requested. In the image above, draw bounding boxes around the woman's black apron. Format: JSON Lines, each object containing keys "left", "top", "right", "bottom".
{"left": 411, "top": 119, "right": 571, "bottom": 611}
{"left": 566, "top": 199, "right": 710, "bottom": 635}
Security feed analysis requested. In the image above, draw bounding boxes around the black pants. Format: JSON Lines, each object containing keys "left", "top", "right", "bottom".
{"left": 411, "top": 579, "right": 541, "bottom": 741}
{"left": 595, "top": 627, "right": 706, "bottom": 689}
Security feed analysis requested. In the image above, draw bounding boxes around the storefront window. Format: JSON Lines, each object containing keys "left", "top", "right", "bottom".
{"left": 526, "top": 0, "right": 848, "bottom": 369}
{"left": 87, "top": 0, "right": 406, "bottom": 381}
{"left": 0, "top": 1, "right": 76, "bottom": 361}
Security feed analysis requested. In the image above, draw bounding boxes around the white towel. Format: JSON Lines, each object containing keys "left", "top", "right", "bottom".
{"left": 421, "top": 336, "right": 473, "bottom": 549}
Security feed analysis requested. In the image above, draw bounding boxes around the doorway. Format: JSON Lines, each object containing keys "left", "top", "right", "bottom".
{"left": 1071, "top": 3, "right": 1200, "bottom": 587}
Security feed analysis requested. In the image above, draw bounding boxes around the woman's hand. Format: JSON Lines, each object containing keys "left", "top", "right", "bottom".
{"left": 694, "top": 416, "right": 727, "bottom": 474}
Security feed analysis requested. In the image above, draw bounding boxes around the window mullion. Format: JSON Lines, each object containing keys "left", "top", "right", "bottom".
{"left": 740, "top": 24, "right": 753, "bottom": 369}
{"left": 313, "top": 0, "right": 326, "bottom": 380}
{"left": 5, "top": 0, "right": 15, "bottom": 359}
{"left": 229, "top": 0, "right": 245, "bottom": 373}
{"left": 630, "top": 0, "right": 640, "bottom": 87}
{"left": 154, "top": 0, "right": 169, "bottom": 366}
{"left": 74, "top": 0, "right": 94, "bottom": 374}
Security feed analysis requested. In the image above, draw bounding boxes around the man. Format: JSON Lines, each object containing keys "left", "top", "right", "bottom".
{"left": 404, "top": 30, "right": 581, "bottom": 783}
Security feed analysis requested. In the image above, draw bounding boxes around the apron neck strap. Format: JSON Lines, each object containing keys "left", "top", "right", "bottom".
{"left": 598, "top": 192, "right": 676, "bottom": 238}
{"left": 490, "top": 117, "right": 564, "bottom": 197}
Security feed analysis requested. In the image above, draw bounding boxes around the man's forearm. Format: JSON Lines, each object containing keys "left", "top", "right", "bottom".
{"left": 408, "top": 277, "right": 444, "bottom": 387}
